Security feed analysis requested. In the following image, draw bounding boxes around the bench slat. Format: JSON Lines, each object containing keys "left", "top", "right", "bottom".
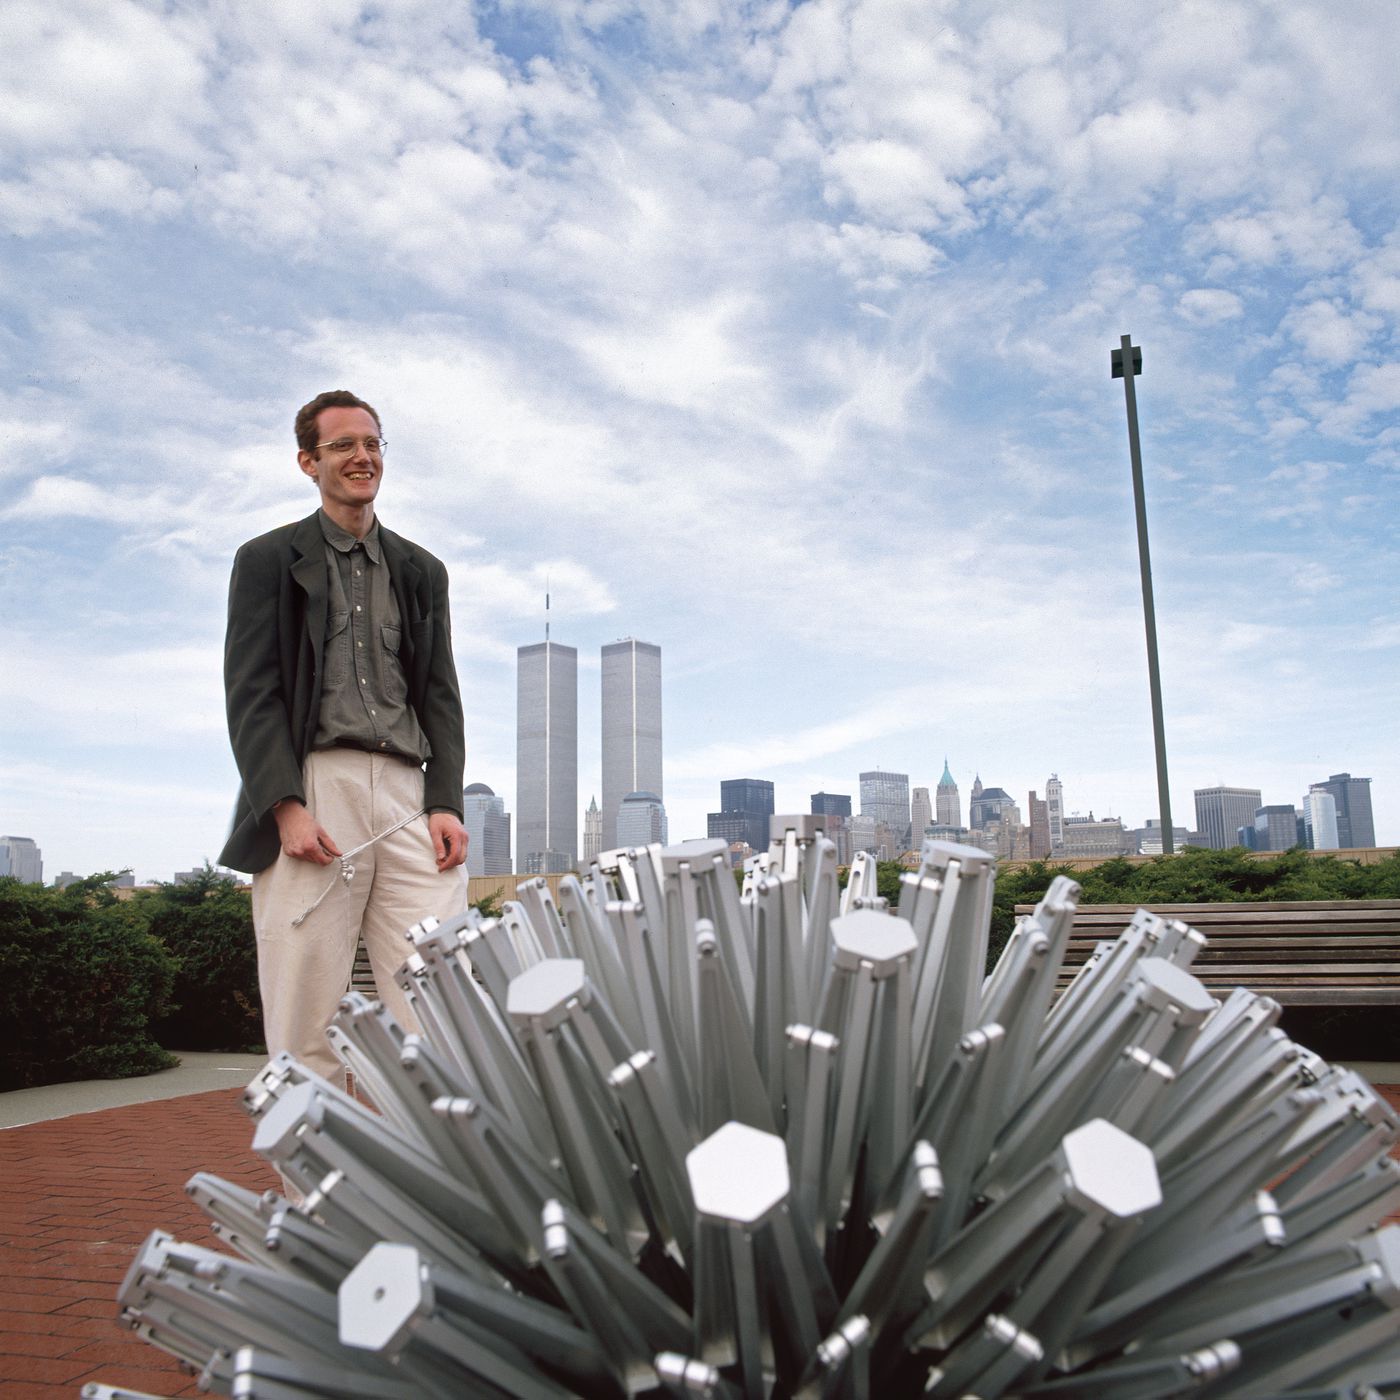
{"left": 1014, "top": 899, "right": 1399, "bottom": 1008}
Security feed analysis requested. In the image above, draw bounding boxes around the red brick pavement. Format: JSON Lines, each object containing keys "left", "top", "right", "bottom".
{"left": 0, "top": 1089, "right": 278, "bottom": 1399}
{"left": 1, "top": 1082, "right": 1397, "bottom": 1397}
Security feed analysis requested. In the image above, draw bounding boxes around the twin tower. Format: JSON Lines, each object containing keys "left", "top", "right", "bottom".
{"left": 516, "top": 636, "right": 663, "bottom": 874}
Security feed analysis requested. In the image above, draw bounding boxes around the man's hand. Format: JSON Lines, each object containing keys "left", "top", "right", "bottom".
{"left": 428, "top": 811, "right": 469, "bottom": 872}
{"left": 272, "top": 799, "right": 341, "bottom": 865}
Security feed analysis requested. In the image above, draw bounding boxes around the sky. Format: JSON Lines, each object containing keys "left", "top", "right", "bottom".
{"left": 2, "top": 0, "right": 1397, "bottom": 883}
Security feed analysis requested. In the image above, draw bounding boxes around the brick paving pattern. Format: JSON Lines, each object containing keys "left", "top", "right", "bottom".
{"left": 0, "top": 1090, "right": 277, "bottom": 1399}
{"left": 0, "top": 1082, "right": 1396, "bottom": 1396}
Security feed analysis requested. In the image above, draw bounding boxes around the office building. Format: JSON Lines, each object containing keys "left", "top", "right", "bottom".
{"left": 1027, "top": 791, "right": 1051, "bottom": 859}
{"left": 1045, "top": 774, "right": 1064, "bottom": 849}
{"left": 860, "top": 770, "right": 911, "bottom": 848}
{"left": 969, "top": 785, "right": 1017, "bottom": 831}
{"left": 935, "top": 760, "right": 961, "bottom": 829}
{"left": 1194, "top": 786, "right": 1263, "bottom": 850}
{"left": 811, "top": 792, "right": 853, "bottom": 863}
{"left": 1310, "top": 773, "right": 1375, "bottom": 849}
{"left": 709, "top": 778, "right": 774, "bottom": 855}
{"left": 910, "top": 787, "right": 933, "bottom": 845}
{"left": 707, "top": 811, "right": 753, "bottom": 851}
{"left": 1133, "top": 820, "right": 1198, "bottom": 855}
{"left": 517, "top": 640, "right": 578, "bottom": 874}
{"left": 1253, "top": 804, "right": 1300, "bottom": 853}
{"left": 0, "top": 835, "right": 42, "bottom": 884}
{"left": 463, "top": 783, "right": 512, "bottom": 876}
{"left": 582, "top": 795, "right": 603, "bottom": 863}
{"left": 601, "top": 638, "right": 663, "bottom": 851}
{"left": 617, "top": 791, "right": 668, "bottom": 848}
{"left": 1060, "top": 814, "right": 1133, "bottom": 858}
{"left": 1304, "top": 788, "right": 1340, "bottom": 851}
{"left": 811, "top": 792, "right": 852, "bottom": 819}
{"left": 848, "top": 813, "right": 882, "bottom": 858}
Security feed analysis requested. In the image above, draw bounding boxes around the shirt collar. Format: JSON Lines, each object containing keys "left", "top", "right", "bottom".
{"left": 318, "top": 509, "right": 382, "bottom": 564}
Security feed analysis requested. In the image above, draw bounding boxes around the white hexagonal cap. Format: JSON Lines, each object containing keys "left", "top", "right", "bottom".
{"left": 686, "top": 1122, "right": 790, "bottom": 1224}
{"left": 1061, "top": 1120, "right": 1162, "bottom": 1219}
{"left": 830, "top": 909, "right": 917, "bottom": 973}
{"left": 1134, "top": 958, "right": 1217, "bottom": 1020}
{"left": 338, "top": 1242, "right": 431, "bottom": 1353}
{"left": 505, "top": 958, "right": 586, "bottom": 1019}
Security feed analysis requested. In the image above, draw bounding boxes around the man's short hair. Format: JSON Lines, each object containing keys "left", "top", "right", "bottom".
{"left": 294, "top": 390, "right": 382, "bottom": 454}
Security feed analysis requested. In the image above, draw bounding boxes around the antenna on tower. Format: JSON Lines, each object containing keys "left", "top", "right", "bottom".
{"left": 545, "top": 572, "right": 550, "bottom": 642}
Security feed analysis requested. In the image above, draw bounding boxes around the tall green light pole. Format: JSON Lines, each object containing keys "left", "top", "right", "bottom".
{"left": 1111, "top": 334, "right": 1174, "bottom": 854}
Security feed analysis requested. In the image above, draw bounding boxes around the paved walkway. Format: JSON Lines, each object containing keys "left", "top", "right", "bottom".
{"left": 0, "top": 1086, "right": 278, "bottom": 1399}
{"left": 2, "top": 1064, "right": 1397, "bottom": 1397}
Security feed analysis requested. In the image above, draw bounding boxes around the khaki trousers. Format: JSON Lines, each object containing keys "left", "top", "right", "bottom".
{"left": 251, "top": 748, "right": 467, "bottom": 1083}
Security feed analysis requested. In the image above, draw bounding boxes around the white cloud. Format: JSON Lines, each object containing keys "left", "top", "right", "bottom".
{"left": 822, "top": 139, "right": 974, "bottom": 233}
{"left": 0, "top": 156, "right": 178, "bottom": 237}
{"left": 0, "top": 1, "right": 210, "bottom": 157}
{"left": 1352, "top": 238, "right": 1400, "bottom": 318}
{"left": 1177, "top": 289, "right": 1244, "bottom": 325}
{"left": 1283, "top": 299, "right": 1381, "bottom": 365}
{"left": 1289, "top": 560, "right": 1338, "bottom": 594}
{"left": 1318, "top": 361, "right": 1400, "bottom": 437}
{"left": 820, "top": 222, "right": 941, "bottom": 289}
{"left": 2, "top": 638, "right": 225, "bottom": 743}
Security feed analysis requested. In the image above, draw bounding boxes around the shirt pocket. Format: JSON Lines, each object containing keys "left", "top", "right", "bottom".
{"left": 323, "top": 609, "right": 350, "bottom": 689}
{"left": 381, "top": 623, "right": 409, "bottom": 705}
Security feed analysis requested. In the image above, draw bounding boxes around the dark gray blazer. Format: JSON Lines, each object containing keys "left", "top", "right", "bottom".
{"left": 218, "top": 511, "right": 465, "bottom": 874}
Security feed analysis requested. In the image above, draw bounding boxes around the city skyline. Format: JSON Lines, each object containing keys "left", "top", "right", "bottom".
{"left": 6, "top": 749, "right": 1383, "bottom": 886}
{"left": 4, "top": 4, "right": 1398, "bottom": 882}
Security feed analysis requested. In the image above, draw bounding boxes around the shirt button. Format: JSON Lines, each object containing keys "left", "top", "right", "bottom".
{"left": 360, "top": 677, "right": 366, "bottom": 684}
{"left": 357, "top": 641, "right": 363, "bottom": 648}
{"left": 355, "top": 569, "right": 361, "bottom": 577}
{"left": 379, "top": 741, "right": 387, "bottom": 748}
{"left": 355, "top": 605, "right": 362, "bottom": 612}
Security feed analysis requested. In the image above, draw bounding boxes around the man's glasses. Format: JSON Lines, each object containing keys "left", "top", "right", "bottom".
{"left": 315, "top": 437, "right": 387, "bottom": 457}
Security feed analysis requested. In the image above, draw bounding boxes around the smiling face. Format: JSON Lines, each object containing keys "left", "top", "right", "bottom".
{"left": 298, "top": 405, "right": 384, "bottom": 526}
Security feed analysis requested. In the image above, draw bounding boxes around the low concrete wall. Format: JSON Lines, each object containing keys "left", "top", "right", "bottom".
{"left": 1000, "top": 845, "right": 1396, "bottom": 874}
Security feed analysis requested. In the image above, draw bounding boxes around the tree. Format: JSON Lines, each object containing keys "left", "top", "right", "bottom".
{"left": 0, "top": 875, "right": 177, "bottom": 1089}
{"left": 141, "top": 865, "right": 263, "bottom": 1053}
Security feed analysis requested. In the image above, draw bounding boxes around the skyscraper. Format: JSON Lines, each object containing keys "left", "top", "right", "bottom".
{"left": 1027, "top": 791, "right": 1051, "bottom": 859}
{"left": 617, "top": 791, "right": 668, "bottom": 848}
{"left": 810, "top": 792, "right": 852, "bottom": 818}
{"left": 1310, "top": 773, "right": 1375, "bottom": 849}
{"left": 935, "top": 760, "right": 961, "bottom": 829}
{"left": 601, "top": 638, "right": 663, "bottom": 851}
{"left": 860, "top": 770, "right": 911, "bottom": 847}
{"left": 1304, "top": 788, "right": 1340, "bottom": 850}
{"left": 1045, "top": 774, "right": 1064, "bottom": 849}
{"left": 709, "top": 778, "right": 774, "bottom": 854}
{"left": 1253, "top": 804, "right": 1299, "bottom": 852}
{"left": 969, "top": 785, "right": 1017, "bottom": 831}
{"left": 582, "top": 795, "right": 602, "bottom": 863}
{"left": 1193, "top": 786, "right": 1263, "bottom": 850}
{"left": 517, "top": 640, "right": 578, "bottom": 873}
{"left": 810, "top": 792, "right": 853, "bottom": 863}
{"left": 461, "top": 783, "right": 512, "bottom": 876}
{"left": 910, "top": 787, "right": 933, "bottom": 844}
{"left": 0, "top": 835, "right": 42, "bottom": 884}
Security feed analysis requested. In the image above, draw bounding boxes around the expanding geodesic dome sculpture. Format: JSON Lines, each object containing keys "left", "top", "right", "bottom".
{"left": 95, "top": 832, "right": 1399, "bottom": 1399}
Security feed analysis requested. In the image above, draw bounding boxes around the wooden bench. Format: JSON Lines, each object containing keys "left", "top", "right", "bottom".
{"left": 1012, "top": 899, "right": 1400, "bottom": 1006}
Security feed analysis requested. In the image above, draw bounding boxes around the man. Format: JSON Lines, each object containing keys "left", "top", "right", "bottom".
{"left": 219, "top": 389, "right": 468, "bottom": 1083}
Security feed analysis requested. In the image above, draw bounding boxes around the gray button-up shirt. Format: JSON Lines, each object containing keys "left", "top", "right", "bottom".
{"left": 311, "top": 510, "right": 430, "bottom": 763}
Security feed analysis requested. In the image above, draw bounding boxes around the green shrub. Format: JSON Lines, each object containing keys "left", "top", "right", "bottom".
{"left": 0, "top": 875, "right": 178, "bottom": 1089}
{"left": 142, "top": 867, "right": 263, "bottom": 1053}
